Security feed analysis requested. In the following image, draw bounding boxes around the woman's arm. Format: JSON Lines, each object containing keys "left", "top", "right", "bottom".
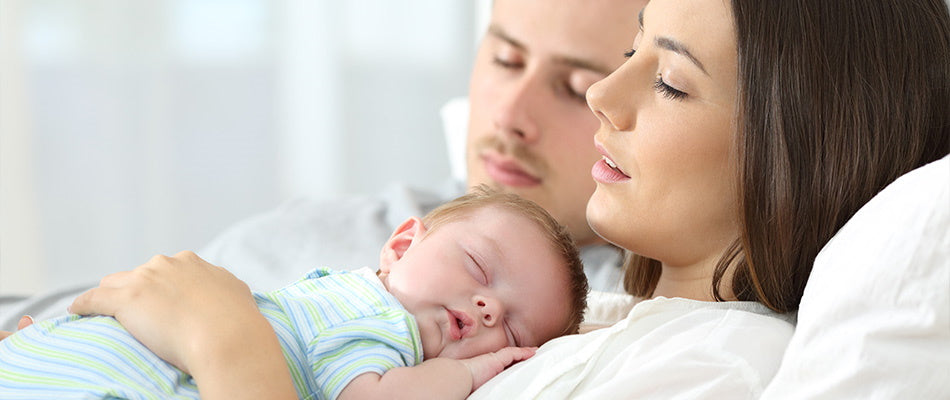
{"left": 69, "top": 251, "right": 297, "bottom": 400}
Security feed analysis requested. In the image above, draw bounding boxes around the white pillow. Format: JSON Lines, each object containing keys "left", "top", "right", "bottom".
{"left": 439, "top": 97, "right": 469, "bottom": 184}
{"left": 761, "top": 156, "right": 950, "bottom": 399}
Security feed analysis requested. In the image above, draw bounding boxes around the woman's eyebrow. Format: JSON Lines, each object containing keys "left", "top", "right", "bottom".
{"left": 640, "top": 7, "right": 709, "bottom": 76}
{"left": 655, "top": 37, "right": 709, "bottom": 75}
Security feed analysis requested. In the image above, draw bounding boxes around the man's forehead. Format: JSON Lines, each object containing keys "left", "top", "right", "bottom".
{"left": 489, "top": 0, "right": 639, "bottom": 70}
{"left": 485, "top": 22, "right": 616, "bottom": 76}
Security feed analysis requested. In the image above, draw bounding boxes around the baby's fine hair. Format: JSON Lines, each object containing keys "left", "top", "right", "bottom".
{"left": 421, "top": 185, "right": 589, "bottom": 335}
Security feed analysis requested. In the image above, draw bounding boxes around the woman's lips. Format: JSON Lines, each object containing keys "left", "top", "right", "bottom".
{"left": 593, "top": 142, "right": 630, "bottom": 183}
{"left": 591, "top": 156, "right": 630, "bottom": 183}
{"left": 481, "top": 154, "right": 542, "bottom": 187}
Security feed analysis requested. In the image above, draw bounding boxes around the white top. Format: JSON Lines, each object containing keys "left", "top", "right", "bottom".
{"left": 471, "top": 297, "right": 794, "bottom": 399}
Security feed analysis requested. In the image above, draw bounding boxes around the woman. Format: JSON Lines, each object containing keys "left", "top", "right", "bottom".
{"left": 65, "top": 0, "right": 950, "bottom": 398}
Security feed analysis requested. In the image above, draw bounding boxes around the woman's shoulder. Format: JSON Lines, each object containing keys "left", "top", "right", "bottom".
{"left": 471, "top": 298, "right": 794, "bottom": 399}
{"left": 633, "top": 297, "right": 794, "bottom": 373}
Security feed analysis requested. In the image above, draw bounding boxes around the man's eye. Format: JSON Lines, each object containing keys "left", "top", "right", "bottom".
{"left": 492, "top": 56, "right": 521, "bottom": 69}
{"left": 563, "top": 81, "right": 588, "bottom": 103}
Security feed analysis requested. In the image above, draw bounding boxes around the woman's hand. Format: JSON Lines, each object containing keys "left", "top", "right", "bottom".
{"left": 69, "top": 251, "right": 296, "bottom": 400}
{"left": 69, "top": 251, "right": 255, "bottom": 371}
{"left": 0, "top": 315, "right": 34, "bottom": 340}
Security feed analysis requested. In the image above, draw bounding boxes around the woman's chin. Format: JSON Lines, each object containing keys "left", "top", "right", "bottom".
{"left": 586, "top": 192, "right": 619, "bottom": 246}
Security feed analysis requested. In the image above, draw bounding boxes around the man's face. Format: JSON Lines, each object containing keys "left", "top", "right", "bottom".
{"left": 466, "top": 0, "right": 643, "bottom": 246}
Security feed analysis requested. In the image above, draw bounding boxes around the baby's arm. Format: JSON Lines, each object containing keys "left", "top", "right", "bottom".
{"left": 337, "top": 346, "right": 535, "bottom": 400}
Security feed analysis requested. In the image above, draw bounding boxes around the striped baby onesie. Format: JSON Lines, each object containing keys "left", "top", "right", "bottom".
{"left": 0, "top": 267, "right": 423, "bottom": 400}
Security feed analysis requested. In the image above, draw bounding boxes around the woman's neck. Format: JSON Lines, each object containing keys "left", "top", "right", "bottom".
{"left": 652, "top": 257, "right": 736, "bottom": 302}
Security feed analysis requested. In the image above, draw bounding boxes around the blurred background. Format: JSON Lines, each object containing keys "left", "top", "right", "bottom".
{"left": 0, "top": 0, "right": 490, "bottom": 295}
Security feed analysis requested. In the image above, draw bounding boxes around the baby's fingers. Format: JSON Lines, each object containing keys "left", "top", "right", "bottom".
{"left": 494, "top": 346, "right": 538, "bottom": 365}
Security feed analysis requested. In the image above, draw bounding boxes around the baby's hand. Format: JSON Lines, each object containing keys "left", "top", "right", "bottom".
{"left": 459, "top": 346, "right": 537, "bottom": 391}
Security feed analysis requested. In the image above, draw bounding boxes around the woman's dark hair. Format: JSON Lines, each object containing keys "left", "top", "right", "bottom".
{"left": 624, "top": 0, "right": 950, "bottom": 312}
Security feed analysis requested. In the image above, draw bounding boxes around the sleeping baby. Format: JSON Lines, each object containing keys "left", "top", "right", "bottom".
{"left": 0, "top": 186, "right": 588, "bottom": 399}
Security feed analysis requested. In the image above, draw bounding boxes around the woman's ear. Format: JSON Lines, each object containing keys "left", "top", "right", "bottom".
{"left": 378, "top": 217, "right": 426, "bottom": 273}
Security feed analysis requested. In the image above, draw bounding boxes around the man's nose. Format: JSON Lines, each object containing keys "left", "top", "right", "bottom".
{"left": 492, "top": 72, "right": 543, "bottom": 144}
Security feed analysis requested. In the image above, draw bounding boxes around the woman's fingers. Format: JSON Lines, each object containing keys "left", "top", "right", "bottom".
{"left": 65, "top": 251, "right": 260, "bottom": 374}
{"left": 69, "top": 286, "right": 125, "bottom": 317}
{"left": 0, "top": 315, "right": 36, "bottom": 341}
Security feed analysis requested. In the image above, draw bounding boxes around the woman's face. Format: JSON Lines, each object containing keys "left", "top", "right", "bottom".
{"left": 585, "top": 0, "right": 740, "bottom": 268}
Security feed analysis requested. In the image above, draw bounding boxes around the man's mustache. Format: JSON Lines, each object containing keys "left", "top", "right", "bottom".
{"left": 472, "top": 135, "right": 549, "bottom": 177}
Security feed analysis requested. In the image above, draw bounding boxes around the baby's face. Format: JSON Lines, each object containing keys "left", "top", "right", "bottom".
{"left": 381, "top": 206, "right": 573, "bottom": 359}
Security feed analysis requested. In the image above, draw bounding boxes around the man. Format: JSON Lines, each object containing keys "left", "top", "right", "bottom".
{"left": 0, "top": 0, "right": 644, "bottom": 330}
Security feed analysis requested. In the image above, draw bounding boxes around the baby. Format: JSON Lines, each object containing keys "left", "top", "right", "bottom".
{"left": 0, "top": 186, "right": 588, "bottom": 399}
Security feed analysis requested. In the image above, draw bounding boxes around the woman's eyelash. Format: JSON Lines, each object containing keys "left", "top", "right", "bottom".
{"left": 654, "top": 76, "right": 687, "bottom": 100}
{"left": 620, "top": 47, "right": 687, "bottom": 101}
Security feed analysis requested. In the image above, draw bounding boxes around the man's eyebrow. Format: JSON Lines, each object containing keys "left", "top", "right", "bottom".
{"left": 639, "top": 7, "right": 709, "bottom": 76}
{"left": 487, "top": 24, "right": 614, "bottom": 76}
{"left": 551, "top": 54, "right": 613, "bottom": 76}
{"left": 488, "top": 24, "right": 526, "bottom": 52}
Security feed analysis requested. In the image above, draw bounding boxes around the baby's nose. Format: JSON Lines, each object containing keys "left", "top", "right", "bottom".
{"left": 474, "top": 295, "right": 504, "bottom": 327}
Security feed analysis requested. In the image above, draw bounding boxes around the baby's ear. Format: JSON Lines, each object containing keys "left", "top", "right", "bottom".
{"left": 378, "top": 217, "right": 426, "bottom": 273}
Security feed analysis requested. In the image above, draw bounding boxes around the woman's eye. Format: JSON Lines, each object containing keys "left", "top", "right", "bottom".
{"left": 654, "top": 76, "right": 687, "bottom": 100}
{"left": 623, "top": 48, "right": 636, "bottom": 58}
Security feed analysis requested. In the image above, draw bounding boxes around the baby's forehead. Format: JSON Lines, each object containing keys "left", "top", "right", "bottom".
{"left": 432, "top": 205, "right": 541, "bottom": 232}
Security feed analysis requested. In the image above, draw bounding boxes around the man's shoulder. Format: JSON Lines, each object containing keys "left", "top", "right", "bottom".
{"left": 252, "top": 181, "right": 460, "bottom": 230}
{"left": 199, "top": 182, "right": 462, "bottom": 291}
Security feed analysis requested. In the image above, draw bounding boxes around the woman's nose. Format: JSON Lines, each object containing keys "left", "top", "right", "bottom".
{"left": 473, "top": 295, "right": 504, "bottom": 327}
{"left": 586, "top": 65, "right": 636, "bottom": 132}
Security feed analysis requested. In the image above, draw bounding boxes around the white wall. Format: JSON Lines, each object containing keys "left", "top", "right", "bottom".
{"left": 0, "top": 0, "right": 483, "bottom": 295}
